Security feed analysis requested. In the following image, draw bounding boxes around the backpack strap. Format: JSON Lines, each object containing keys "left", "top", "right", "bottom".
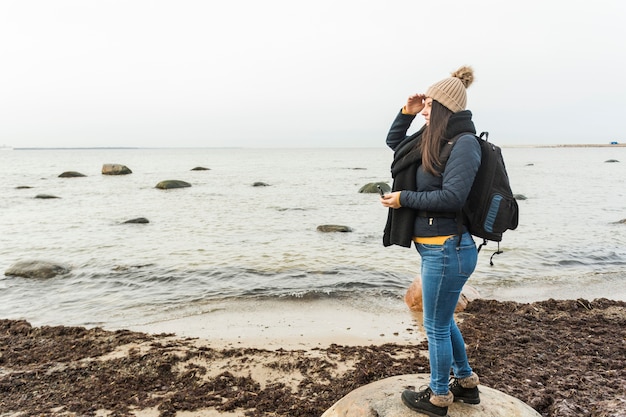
{"left": 489, "top": 243, "right": 503, "bottom": 266}
{"left": 436, "top": 132, "right": 477, "bottom": 247}
{"left": 438, "top": 132, "right": 478, "bottom": 169}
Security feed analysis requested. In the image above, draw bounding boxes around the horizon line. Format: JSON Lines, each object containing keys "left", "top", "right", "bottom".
{"left": 3, "top": 143, "right": 626, "bottom": 150}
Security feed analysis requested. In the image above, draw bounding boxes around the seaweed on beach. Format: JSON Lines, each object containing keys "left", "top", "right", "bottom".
{"left": 458, "top": 298, "right": 626, "bottom": 417}
{"left": 1, "top": 298, "right": 625, "bottom": 417}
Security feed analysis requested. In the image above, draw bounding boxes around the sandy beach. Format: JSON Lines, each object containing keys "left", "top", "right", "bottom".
{"left": 130, "top": 298, "right": 424, "bottom": 350}
{"left": 2, "top": 298, "right": 626, "bottom": 417}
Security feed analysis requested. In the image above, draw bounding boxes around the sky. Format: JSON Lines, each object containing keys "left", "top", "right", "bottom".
{"left": 1, "top": 0, "right": 625, "bottom": 148}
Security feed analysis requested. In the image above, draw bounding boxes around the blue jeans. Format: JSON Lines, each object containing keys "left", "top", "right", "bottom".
{"left": 416, "top": 232, "right": 478, "bottom": 395}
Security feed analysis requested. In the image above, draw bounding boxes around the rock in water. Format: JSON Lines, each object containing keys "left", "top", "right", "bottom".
{"left": 317, "top": 225, "right": 353, "bottom": 233}
{"left": 155, "top": 180, "right": 192, "bottom": 189}
{"left": 59, "top": 171, "right": 86, "bottom": 178}
{"left": 102, "top": 164, "right": 132, "bottom": 175}
{"left": 123, "top": 217, "right": 150, "bottom": 224}
{"left": 359, "top": 182, "right": 391, "bottom": 193}
{"left": 5, "top": 260, "right": 71, "bottom": 279}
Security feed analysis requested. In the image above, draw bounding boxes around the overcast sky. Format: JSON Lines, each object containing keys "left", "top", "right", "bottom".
{"left": 1, "top": 0, "right": 625, "bottom": 148}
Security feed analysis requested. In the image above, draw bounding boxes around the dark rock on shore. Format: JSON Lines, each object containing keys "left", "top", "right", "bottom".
{"left": 191, "top": 166, "right": 211, "bottom": 171}
{"left": 4, "top": 260, "right": 71, "bottom": 278}
{"left": 16, "top": 185, "right": 33, "bottom": 189}
{"left": 102, "top": 164, "right": 132, "bottom": 175}
{"left": 253, "top": 182, "right": 270, "bottom": 187}
{"left": 155, "top": 180, "right": 191, "bottom": 189}
{"left": 35, "top": 194, "right": 60, "bottom": 199}
{"left": 58, "top": 171, "right": 86, "bottom": 178}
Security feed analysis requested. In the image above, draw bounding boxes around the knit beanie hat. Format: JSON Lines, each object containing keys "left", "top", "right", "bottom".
{"left": 425, "top": 66, "right": 474, "bottom": 113}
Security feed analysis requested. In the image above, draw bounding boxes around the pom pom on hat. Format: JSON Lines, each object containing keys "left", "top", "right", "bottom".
{"left": 451, "top": 66, "right": 474, "bottom": 88}
{"left": 426, "top": 66, "right": 474, "bottom": 113}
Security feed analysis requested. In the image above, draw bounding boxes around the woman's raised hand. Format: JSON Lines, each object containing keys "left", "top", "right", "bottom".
{"left": 404, "top": 94, "right": 426, "bottom": 115}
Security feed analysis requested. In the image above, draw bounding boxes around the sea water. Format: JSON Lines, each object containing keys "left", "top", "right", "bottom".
{"left": 1, "top": 146, "right": 625, "bottom": 329}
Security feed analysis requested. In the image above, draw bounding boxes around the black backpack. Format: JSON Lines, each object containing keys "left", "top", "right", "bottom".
{"left": 441, "top": 132, "right": 519, "bottom": 265}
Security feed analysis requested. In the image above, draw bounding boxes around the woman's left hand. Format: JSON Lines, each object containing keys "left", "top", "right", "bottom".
{"left": 380, "top": 191, "right": 402, "bottom": 209}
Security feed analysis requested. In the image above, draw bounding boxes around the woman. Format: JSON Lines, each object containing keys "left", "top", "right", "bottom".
{"left": 381, "top": 66, "right": 481, "bottom": 417}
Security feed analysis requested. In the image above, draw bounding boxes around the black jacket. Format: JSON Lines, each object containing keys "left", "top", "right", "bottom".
{"left": 383, "top": 110, "right": 481, "bottom": 247}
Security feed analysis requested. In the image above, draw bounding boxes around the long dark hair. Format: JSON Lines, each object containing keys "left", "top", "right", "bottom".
{"left": 420, "top": 100, "right": 453, "bottom": 176}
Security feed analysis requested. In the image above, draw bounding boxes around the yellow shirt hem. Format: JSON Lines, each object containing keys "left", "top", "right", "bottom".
{"left": 413, "top": 235, "right": 456, "bottom": 245}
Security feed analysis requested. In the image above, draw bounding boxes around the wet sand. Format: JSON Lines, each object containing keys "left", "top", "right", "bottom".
{"left": 1, "top": 298, "right": 625, "bottom": 417}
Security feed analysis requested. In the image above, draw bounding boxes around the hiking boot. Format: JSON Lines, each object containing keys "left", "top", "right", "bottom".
{"left": 401, "top": 386, "right": 453, "bottom": 417}
{"left": 449, "top": 372, "right": 480, "bottom": 404}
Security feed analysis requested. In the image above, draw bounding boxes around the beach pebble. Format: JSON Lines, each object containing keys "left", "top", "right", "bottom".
{"left": 252, "top": 181, "right": 270, "bottom": 187}
{"left": 102, "top": 164, "right": 132, "bottom": 175}
{"left": 5, "top": 260, "right": 71, "bottom": 279}
{"left": 322, "top": 374, "right": 541, "bottom": 417}
{"left": 404, "top": 276, "right": 480, "bottom": 313}
{"left": 35, "top": 194, "right": 60, "bottom": 199}
{"left": 190, "top": 166, "right": 210, "bottom": 171}
{"left": 155, "top": 180, "right": 191, "bottom": 189}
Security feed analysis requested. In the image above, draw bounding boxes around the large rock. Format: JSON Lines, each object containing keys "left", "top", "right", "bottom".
{"left": 322, "top": 374, "right": 540, "bottom": 417}
{"left": 5, "top": 260, "right": 71, "bottom": 279}
{"left": 155, "top": 180, "right": 191, "bottom": 189}
{"left": 404, "top": 276, "right": 481, "bottom": 313}
{"left": 102, "top": 164, "right": 132, "bottom": 175}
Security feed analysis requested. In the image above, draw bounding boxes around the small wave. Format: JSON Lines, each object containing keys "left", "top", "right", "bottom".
{"left": 0, "top": 264, "right": 409, "bottom": 329}
{"left": 532, "top": 247, "right": 626, "bottom": 270}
